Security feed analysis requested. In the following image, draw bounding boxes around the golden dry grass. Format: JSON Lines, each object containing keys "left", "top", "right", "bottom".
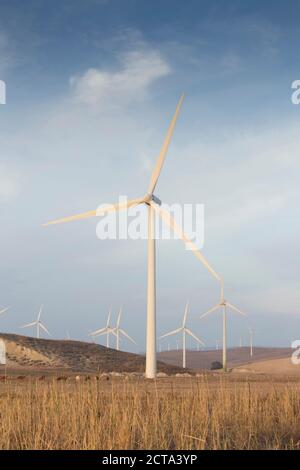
{"left": 1, "top": 376, "right": 300, "bottom": 450}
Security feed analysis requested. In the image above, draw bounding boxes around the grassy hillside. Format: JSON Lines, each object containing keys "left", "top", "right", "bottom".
{"left": 0, "top": 333, "right": 184, "bottom": 375}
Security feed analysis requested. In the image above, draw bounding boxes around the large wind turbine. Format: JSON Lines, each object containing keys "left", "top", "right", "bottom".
{"left": 112, "top": 307, "right": 135, "bottom": 351}
{"left": 200, "top": 280, "right": 246, "bottom": 372}
{"left": 44, "top": 95, "right": 221, "bottom": 378}
{"left": 89, "top": 308, "right": 115, "bottom": 348}
{"left": 20, "top": 305, "right": 50, "bottom": 339}
{"left": 160, "top": 302, "right": 204, "bottom": 368}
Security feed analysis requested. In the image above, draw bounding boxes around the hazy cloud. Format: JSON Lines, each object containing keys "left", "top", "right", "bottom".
{"left": 0, "top": 164, "right": 20, "bottom": 202}
{"left": 70, "top": 48, "right": 171, "bottom": 107}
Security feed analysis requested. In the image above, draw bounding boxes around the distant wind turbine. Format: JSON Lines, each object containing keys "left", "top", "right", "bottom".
{"left": 21, "top": 305, "right": 50, "bottom": 339}
{"left": 112, "top": 307, "right": 135, "bottom": 351}
{"left": 160, "top": 302, "right": 204, "bottom": 368}
{"left": 89, "top": 308, "right": 115, "bottom": 348}
{"left": 43, "top": 94, "right": 221, "bottom": 378}
{"left": 200, "top": 280, "right": 246, "bottom": 372}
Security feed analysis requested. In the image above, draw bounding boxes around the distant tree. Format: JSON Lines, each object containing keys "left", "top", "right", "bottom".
{"left": 211, "top": 361, "right": 223, "bottom": 370}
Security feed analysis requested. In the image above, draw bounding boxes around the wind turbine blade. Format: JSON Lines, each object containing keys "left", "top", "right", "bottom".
{"left": 159, "top": 327, "right": 182, "bottom": 339}
{"left": 43, "top": 198, "right": 143, "bottom": 226}
{"left": 227, "top": 302, "right": 247, "bottom": 317}
{"left": 89, "top": 327, "right": 107, "bottom": 336}
{"left": 40, "top": 323, "right": 51, "bottom": 336}
{"left": 151, "top": 202, "right": 221, "bottom": 281}
{"left": 37, "top": 304, "right": 43, "bottom": 322}
{"left": 93, "top": 327, "right": 117, "bottom": 337}
{"left": 200, "top": 304, "right": 220, "bottom": 319}
{"left": 0, "top": 307, "right": 9, "bottom": 316}
{"left": 106, "top": 308, "right": 111, "bottom": 328}
{"left": 117, "top": 307, "right": 122, "bottom": 328}
{"left": 182, "top": 301, "right": 189, "bottom": 327}
{"left": 185, "top": 328, "right": 205, "bottom": 346}
{"left": 147, "top": 94, "right": 185, "bottom": 196}
{"left": 119, "top": 328, "right": 136, "bottom": 344}
{"left": 20, "top": 321, "right": 36, "bottom": 328}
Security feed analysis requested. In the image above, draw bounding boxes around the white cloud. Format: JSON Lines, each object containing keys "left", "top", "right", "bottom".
{"left": 163, "top": 121, "right": 300, "bottom": 238}
{"left": 70, "top": 49, "right": 171, "bottom": 106}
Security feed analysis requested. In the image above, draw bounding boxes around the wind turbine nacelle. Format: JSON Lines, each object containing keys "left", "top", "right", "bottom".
{"left": 152, "top": 195, "right": 162, "bottom": 206}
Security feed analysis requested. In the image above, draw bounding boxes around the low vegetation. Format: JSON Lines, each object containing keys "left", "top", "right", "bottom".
{"left": 1, "top": 376, "right": 300, "bottom": 449}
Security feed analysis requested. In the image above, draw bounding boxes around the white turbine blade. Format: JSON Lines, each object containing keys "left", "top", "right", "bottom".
{"left": 147, "top": 94, "right": 185, "bottom": 196}
{"left": 200, "top": 304, "right": 220, "bottom": 319}
{"left": 37, "top": 304, "right": 43, "bottom": 322}
{"left": 159, "top": 327, "right": 182, "bottom": 339}
{"left": 221, "top": 278, "right": 225, "bottom": 302}
{"left": 95, "top": 327, "right": 117, "bottom": 338}
{"left": 106, "top": 308, "right": 112, "bottom": 328}
{"left": 117, "top": 307, "right": 122, "bottom": 328}
{"left": 89, "top": 327, "right": 107, "bottom": 336}
{"left": 0, "top": 307, "right": 9, "bottom": 316}
{"left": 227, "top": 302, "right": 247, "bottom": 317}
{"left": 39, "top": 323, "right": 51, "bottom": 336}
{"left": 20, "top": 321, "right": 36, "bottom": 329}
{"left": 151, "top": 203, "right": 221, "bottom": 281}
{"left": 182, "top": 301, "right": 189, "bottom": 327}
{"left": 98, "top": 327, "right": 116, "bottom": 336}
{"left": 185, "top": 328, "right": 205, "bottom": 346}
{"left": 119, "top": 328, "right": 136, "bottom": 344}
{"left": 43, "top": 198, "right": 144, "bottom": 226}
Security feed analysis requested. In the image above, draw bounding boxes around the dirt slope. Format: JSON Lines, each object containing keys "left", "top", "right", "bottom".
{"left": 0, "top": 333, "right": 185, "bottom": 375}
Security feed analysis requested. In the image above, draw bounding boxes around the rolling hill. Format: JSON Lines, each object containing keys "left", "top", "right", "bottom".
{"left": 233, "top": 356, "right": 300, "bottom": 375}
{"left": 158, "top": 347, "right": 293, "bottom": 371}
{"left": 0, "top": 333, "right": 185, "bottom": 375}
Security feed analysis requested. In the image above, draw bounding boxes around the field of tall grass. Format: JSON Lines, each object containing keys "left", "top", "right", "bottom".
{"left": 1, "top": 376, "right": 300, "bottom": 450}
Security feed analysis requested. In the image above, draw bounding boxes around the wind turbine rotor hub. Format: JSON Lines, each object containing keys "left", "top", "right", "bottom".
{"left": 143, "top": 193, "right": 152, "bottom": 204}
{"left": 143, "top": 193, "right": 162, "bottom": 206}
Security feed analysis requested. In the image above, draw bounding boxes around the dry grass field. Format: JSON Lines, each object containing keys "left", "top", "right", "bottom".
{"left": 1, "top": 374, "right": 300, "bottom": 450}
{"left": 1, "top": 334, "right": 300, "bottom": 450}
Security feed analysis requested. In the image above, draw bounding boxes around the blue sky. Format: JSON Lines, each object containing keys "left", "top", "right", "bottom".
{"left": 0, "top": 0, "right": 299, "bottom": 351}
